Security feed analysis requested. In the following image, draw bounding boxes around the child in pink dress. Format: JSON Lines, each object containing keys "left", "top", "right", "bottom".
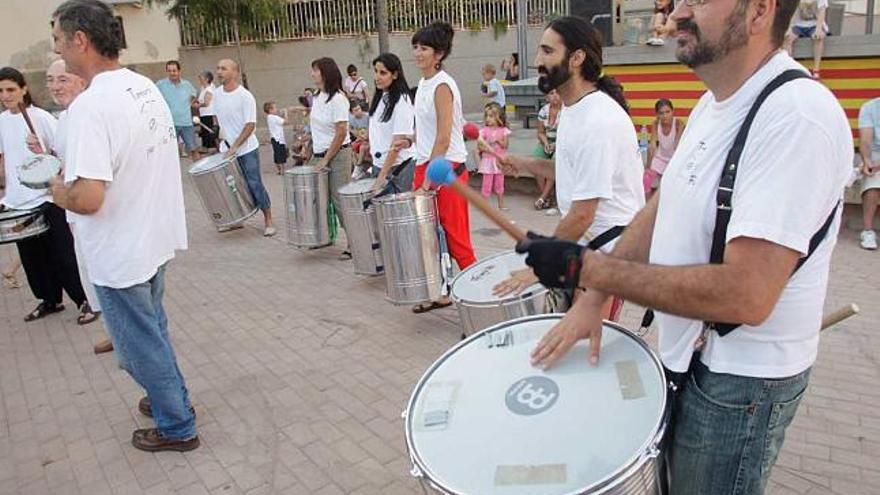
{"left": 477, "top": 102, "right": 511, "bottom": 209}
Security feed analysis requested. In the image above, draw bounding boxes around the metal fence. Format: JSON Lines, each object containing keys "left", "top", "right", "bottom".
{"left": 178, "top": 0, "right": 569, "bottom": 47}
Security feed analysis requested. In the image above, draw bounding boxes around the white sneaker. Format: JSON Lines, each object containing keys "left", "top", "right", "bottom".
{"left": 544, "top": 207, "right": 559, "bottom": 216}
{"left": 860, "top": 230, "right": 878, "bottom": 250}
{"left": 646, "top": 37, "right": 665, "bottom": 46}
{"left": 351, "top": 167, "right": 366, "bottom": 180}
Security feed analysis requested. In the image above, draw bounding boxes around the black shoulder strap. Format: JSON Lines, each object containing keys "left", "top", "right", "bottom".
{"left": 708, "top": 69, "right": 834, "bottom": 336}
{"left": 587, "top": 225, "right": 626, "bottom": 251}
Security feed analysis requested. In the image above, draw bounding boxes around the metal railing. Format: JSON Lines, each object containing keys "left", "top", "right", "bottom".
{"left": 178, "top": 0, "right": 568, "bottom": 47}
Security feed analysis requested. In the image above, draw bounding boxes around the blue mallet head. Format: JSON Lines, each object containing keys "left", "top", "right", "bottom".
{"left": 427, "top": 158, "right": 457, "bottom": 185}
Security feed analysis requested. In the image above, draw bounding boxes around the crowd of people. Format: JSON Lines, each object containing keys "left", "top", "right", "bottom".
{"left": 0, "top": 0, "right": 876, "bottom": 492}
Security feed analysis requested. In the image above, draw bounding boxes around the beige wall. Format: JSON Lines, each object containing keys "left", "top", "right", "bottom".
{"left": 0, "top": 0, "right": 180, "bottom": 70}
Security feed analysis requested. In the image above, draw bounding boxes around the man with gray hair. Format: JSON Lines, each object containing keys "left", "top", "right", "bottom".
{"left": 49, "top": 0, "right": 198, "bottom": 452}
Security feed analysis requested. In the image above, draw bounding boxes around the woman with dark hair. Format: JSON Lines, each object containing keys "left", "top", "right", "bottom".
{"left": 195, "top": 70, "right": 217, "bottom": 152}
{"left": 310, "top": 57, "right": 353, "bottom": 259}
{"left": 644, "top": 98, "right": 685, "bottom": 196}
{"left": 344, "top": 64, "right": 369, "bottom": 103}
{"left": 410, "top": 21, "right": 477, "bottom": 313}
{"left": 368, "top": 53, "right": 416, "bottom": 194}
{"left": 0, "top": 67, "right": 89, "bottom": 323}
{"left": 502, "top": 53, "right": 520, "bottom": 81}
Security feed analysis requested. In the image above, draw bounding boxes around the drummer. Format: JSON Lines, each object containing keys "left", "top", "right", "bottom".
{"left": 368, "top": 53, "right": 416, "bottom": 194}
{"left": 0, "top": 66, "right": 93, "bottom": 324}
{"left": 411, "top": 22, "right": 477, "bottom": 313}
{"left": 27, "top": 59, "right": 109, "bottom": 352}
{"left": 493, "top": 17, "right": 644, "bottom": 319}
{"left": 213, "top": 58, "right": 276, "bottom": 237}
{"left": 523, "top": 3, "right": 852, "bottom": 493}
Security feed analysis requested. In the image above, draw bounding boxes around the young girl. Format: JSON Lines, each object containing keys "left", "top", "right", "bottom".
{"left": 647, "top": 0, "right": 675, "bottom": 46}
{"left": 477, "top": 103, "right": 510, "bottom": 210}
{"left": 644, "top": 98, "right": 685, "bottom": 196}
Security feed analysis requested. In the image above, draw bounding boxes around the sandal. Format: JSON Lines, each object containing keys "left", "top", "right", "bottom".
{"left": 412, "top": 300, "right": 453, "bottom": 314}
{"left": 77, "top": 301, "right": 101, "bottom": 326}
{"left": 338, "top": 250, "right": 352, "bottom": 261}
{"left": 534, "top": 198, "right": 547, "bottom": 210}
{"left": 24, "top": 302, "right": 65, "bottom": 322}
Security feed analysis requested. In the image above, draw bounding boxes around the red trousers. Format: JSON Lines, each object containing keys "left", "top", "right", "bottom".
{"left": 414, "top": 162, "right": 477, "bottom": 270}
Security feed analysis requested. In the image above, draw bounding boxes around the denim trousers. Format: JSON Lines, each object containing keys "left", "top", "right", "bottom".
{"left": 312, "top": 149, "right": 352, "bottom": 231}
{"left": 95, "top": 264, "right": 197, "bottom": 440}
{"left": 237, "top": 149, "right": 272, "bottom": 211}
{"left": 666, "top": 360, "right": 810, "bottom": 495}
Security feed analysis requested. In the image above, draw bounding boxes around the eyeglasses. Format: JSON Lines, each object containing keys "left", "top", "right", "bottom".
{"left": 682, "top": 0, "right": 708, "bottom": 6}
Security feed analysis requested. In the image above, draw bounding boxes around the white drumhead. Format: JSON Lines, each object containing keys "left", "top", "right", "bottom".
{"left": 18, "top": 154, "right": 61, "bottom": 188}
{"left": 406, "top": 315, "right": 666, "bottom": 495}
{"left": 451, "top": 250, "right": 544, "bottom": 304}
{"left": 339, "top": 179, "right": 376, "bottom": 196}
{"left": 189, "top": 154, "right": 231, "bottom": 174}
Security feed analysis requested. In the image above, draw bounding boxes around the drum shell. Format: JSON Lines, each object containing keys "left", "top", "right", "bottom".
{"left": 339, "top": 180, "right": 383, "bottom": 275}
{"left": 188, "top": 156, "right": 259, "bottom": 228}
{"left": 0, "top": 208, "right": 48, "bottom": 244}
{"left": 284, "top": 167, "right": 331, "bottom": 248}
{"left": 375, "top": 192, "right": 442, "bottom": 304}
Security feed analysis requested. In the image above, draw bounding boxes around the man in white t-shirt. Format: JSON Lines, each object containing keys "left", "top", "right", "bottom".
{"left": 783, "top": 0, "right": 828, "bottom": 77}
{"left": 214, "top": 58, "right": 275, "bottom": 236}
{"left": 524, "top": 2, "right": 852, "bottom": 493}
{"left": 50, "top": 0, "right": 198, "bottom": 452}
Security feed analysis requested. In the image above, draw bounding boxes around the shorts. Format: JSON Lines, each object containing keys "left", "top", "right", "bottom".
{"left": 271, "top": 138, "right": 289, "bottom": 165}
{"left": 175, "top": 126, "right": 197, "bottom": 152}
{"left": 792, "top": 25, "right": 828, "bottom": 38}
{"left": 862, "top": 172, "right": 880, "bottom": 195}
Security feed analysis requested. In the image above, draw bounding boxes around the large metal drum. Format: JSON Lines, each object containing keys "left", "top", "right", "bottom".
{"left": 284, "top": 166, "right": 331, "bottom": 248}
{"left": 405, "top": 314, "right": 668, "bottom": 495}
{"left": 451, "top": 250, "right": 548, "bottom": 336}
{"left": 374, "top": 191, "right": 442, "bottom": 304}
{"left": 0, "top": 208, "right": 48, "bottom": 244}
{"left": 339, "top": 179, "right": 383, "bottom": 275}
{"left": 188, "top": 154, "right": 259, "bottom": 229}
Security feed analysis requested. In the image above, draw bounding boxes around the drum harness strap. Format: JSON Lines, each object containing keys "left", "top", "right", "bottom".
{"left": 639, "top": 69, "right": 840, "bottom": 340}
{"left": 551, "top": 225, "right": 627, "bottom": 311}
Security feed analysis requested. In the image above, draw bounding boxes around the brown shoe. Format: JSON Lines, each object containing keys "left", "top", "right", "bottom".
{"left": 93, "top": 339, "right": 113, "bottom": 355}
{"left": 138, "top": 397, "right": 196, "bottom": 418}
{"left": 131, "top": 428, "right": 200, "bottom": 452}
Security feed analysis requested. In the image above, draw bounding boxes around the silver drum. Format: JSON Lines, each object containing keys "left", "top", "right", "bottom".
{"left": 451, "top": 250, "right": 548, "bottom": 336}
{"left": 339, "top": 179, "right": 383, "bottom": 275}
{"left": 284, "top": 166, "right": 331, "bottom": 248}
{"left": 0, "top": 208, "right": 48, "bottom": 244}
{"left": 374, "top": 191, "right": 442, "bottom": 304}
{"left": 188, "top": 154, "right": 259, "bottom": 229}
{"left": 405, "top": 314, "right": 669, "bottom": 495}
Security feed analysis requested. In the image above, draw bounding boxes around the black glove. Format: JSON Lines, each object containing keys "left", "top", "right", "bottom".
{"left": 515, "top": 231, "right": 584, "bottom": 289}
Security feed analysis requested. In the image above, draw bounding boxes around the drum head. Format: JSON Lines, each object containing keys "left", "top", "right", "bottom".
{"left": 189, "top": 154, "right": 230, "bottom": 174}
{"left": 19, "top": 154, "right": 61, "bottom": 189}
{"left": 406, "top": 315, "right": 667, "bottom": 495}
{"left": 339, "top": 179, "right": 376, "bottom": 196}
{"left": 451, "top": 250, "right": 544, "bottom": 304}
{"left": 285, "top": 165, "right": 327, "bottom": 176}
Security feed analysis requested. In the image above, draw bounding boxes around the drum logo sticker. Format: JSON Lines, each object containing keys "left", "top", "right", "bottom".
{"left": 506, "top": 376, "right": 559, "bottom": 415}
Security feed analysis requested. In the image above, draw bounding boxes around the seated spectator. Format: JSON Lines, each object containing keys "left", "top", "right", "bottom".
{"left": 532, "top": 89, "right": 561, "bottom": 214}
{"left": 481, "top": 64, "right": 506, "bottom": 108}
{"left": 349, "top": 101, "right": 371, "bottom": 179}
{"left": 291, "top": 102, "right": 312, "bottom": 166}
{"left": 784, "top": 0, "right": 829, "bottom": 78}
{"left": 344, "top": 65, "right": 370, "bottom": 104}
{"left": 501, "top": 53, "right": 519, "bottom": 81}
{"left": 858, "top": 97, "right": 880, "bottom": 250}
{"left": 647, "top": 0, "right": 675, "bottom": 46}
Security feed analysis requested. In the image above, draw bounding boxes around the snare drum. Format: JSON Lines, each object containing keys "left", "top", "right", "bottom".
{"left": 450, "top": 250, "right": 548, "bottom": 336}
{"left": 405, "top": 314, "right": 668, "bottom": 495}
{"left": 18, "top": 154, "right": 62, "bottom": 190}
{"left": 0, "top": 208, "right": 48, "bottom": 244}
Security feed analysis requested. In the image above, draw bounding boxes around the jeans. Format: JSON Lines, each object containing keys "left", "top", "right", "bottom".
{"left": 237, "top": 149, "right": 272, "bottom": 211}
{"left": 667, "top": 360, "right": 810, "bottom": 495}
{"left": 371, "top": 158, "right": 414, "bottom": 194}
{"left": 175, "top": 125, "right": 197, "bottom": 152}
{"left": 95, "top": 264, "right": 196, "bottom": 440}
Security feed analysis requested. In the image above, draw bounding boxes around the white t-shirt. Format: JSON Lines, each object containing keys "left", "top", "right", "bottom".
{"left": 650, "top": 52, "right": 852, "bottom": 378}
{"left": 213, "top": 84, "right": 259, "bottom": 157}
{"left": 344, "top": 76, "right": 368, "bottom": 99}
{"left": 310, "top": 91, "right": 351, "bottom": 154}
{"left": 267, "top": 114, "right": 286, "bottom": 145}
{"left": 793, "top": 0, "right": 829, "bottom": 29}
{"left": 64, "top": 68, "right": 187, "bottom": 289}
{"left": 198, "top": 85, "right": 214, "bottom": 117}
{"left": 369, "top": 93, "right": 416, "bottom": 169}
{"left": 415, "top": 71, "right": 468, "bottom": 164}
{"left": 0, "top": 106, "right": 56, "bottom": 210}
{"left": 554, "top": 91, "right": 645, "bottom": 244}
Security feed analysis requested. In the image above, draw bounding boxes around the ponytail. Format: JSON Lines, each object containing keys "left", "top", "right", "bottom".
{"left": 596, "top": 74, "right": 629, "bottom": 114}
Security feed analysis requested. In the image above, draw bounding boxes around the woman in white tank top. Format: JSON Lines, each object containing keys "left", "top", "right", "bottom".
{"left": 410, "top": 21, "right": 477, "bottom": 314}
{"left": 644, "top": 98, "right": 685, "bottom": 197}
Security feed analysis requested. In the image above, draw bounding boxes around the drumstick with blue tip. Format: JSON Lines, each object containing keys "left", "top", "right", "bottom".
{"left": 427, "top": 158, "right": 527, "bottom": 243}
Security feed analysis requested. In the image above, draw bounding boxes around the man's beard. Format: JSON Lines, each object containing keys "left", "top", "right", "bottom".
{"left": 537, "top": 59, "right": 572, "bottom": 94}
{"left": 674, "top": 5, "right": 749, "bottom": 68}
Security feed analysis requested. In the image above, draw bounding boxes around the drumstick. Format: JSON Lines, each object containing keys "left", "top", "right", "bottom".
{"left": 18, "top": 102, "right": 47, "bottom": 154}
{"left": 427, "top": 158, "right": 527, "bottom": 242}
{"left": 821, "top": 303, "right": 859, "bottom": 331}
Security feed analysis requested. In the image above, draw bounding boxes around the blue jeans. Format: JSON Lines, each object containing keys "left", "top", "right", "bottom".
{"left": 94, "top": 264, "right": 197, "bottom": 440}
{"left": 175, "top": 126, "right": 197, "bottom": 152}
{"left": 237, "top": 149, "right": 271, "bottom": 210}
{"left": 667, "top": 360, "right": 810, "bottom": 495}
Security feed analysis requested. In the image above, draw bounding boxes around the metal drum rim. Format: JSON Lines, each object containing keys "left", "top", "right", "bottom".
{"left": 0, "top": 208, "right": 42, "bottom": 220}
{"left": 403, "top": 313, "right": 668, "bottom": 495}
{"left": 374, "top": 190, "right": 435, "bottom": 204}
{"left": 188, "top": 154, "right": 237, "bottom": 176}
{"left": 449, "top": 250, "right": 548, "bottom": 307}
{"left": 284, "top": 165, "right": 330, "bottom": 176}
